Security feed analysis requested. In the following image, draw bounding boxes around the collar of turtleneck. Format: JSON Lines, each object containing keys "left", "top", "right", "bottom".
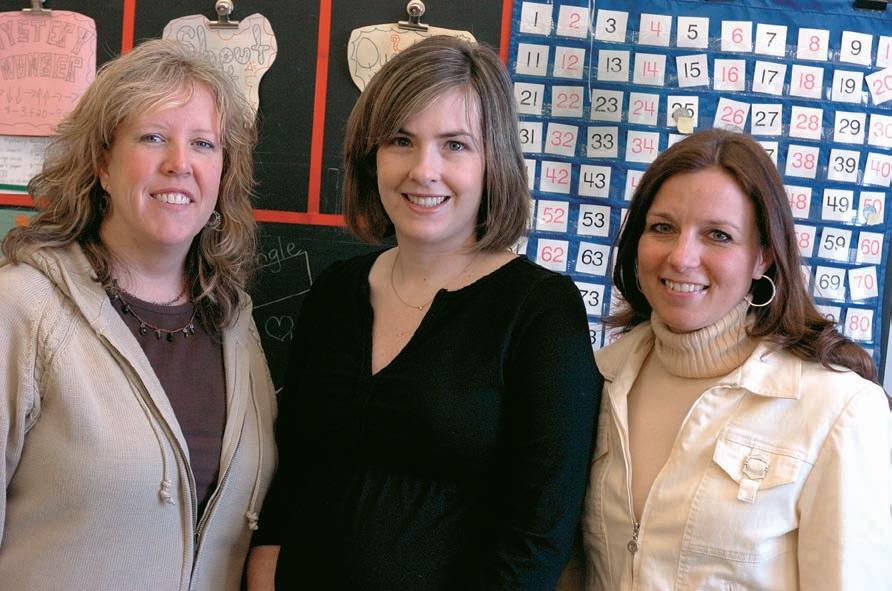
{"left": 651, "top": 299, "right": 758, "bottom": 379}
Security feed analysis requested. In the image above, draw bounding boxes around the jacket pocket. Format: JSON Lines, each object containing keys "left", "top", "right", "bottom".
{"left": 683, "top": 427, "right": 809, "bottom": 564}
{"left": 713, "top": 431, "right": 802, "bottom": 502}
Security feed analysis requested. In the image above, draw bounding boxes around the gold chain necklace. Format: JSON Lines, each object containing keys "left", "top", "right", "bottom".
{"left": 389, "top": 249, "right": 478, "bottom": 311}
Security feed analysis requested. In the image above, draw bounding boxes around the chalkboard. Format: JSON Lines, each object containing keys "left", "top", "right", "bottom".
{"left": 0, "top": 0, "right": 508, "bottom": 386}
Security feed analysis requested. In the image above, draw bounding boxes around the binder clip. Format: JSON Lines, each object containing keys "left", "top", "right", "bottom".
{"left": 209, "top": 0, "right": 239, "bottom": 29}
{"left": 22, "top": 0, "right": 51, "bottom": 15}
{"left": 399, "top": 0, "right": 429, "bottom": 32}
{"left": 348, "top": 0, "right": 474, "bottom": 91}
{"left": 853, "top": 0, "right": 888, "bottom": 10}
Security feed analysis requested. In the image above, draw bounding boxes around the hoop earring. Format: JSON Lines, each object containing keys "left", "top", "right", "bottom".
{"left": 205, "top": 210, "right": 222, "bottom": 230}
{"left": 745, "top": 275, "right": 776, "bottom": 308}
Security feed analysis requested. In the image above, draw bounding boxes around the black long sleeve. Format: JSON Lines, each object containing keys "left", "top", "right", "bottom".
{"left": 254, "top": 252, "right": 599, "bottom": 590}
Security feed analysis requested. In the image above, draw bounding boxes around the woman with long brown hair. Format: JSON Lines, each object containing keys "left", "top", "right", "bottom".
{"left": 577, "top": 129, "right": 890, "bottom": 590}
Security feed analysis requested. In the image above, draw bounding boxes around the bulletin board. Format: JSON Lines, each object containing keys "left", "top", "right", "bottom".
{"left": 0, "top": 0, "right": 510, "bottom": 386}
{"left": 509, "top": 0, "right": 892, "bottom": 371}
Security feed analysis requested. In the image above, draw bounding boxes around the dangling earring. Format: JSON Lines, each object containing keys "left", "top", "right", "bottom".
{"left": 205, "top": 210, "right": 222, "bottom": 230}
{"left": 745, "top": 275, "right": 776, "bottom": 308}
{"left": 97, "top": 188, "right": 109, "bottom": 215}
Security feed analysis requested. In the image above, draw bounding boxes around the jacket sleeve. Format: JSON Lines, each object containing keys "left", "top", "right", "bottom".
{"left": 0, "top": 268, "right": 44, "bottom": 544}
{"left": 250, "top": 263, "right": 332, "bottom": 547}
{"left": 480, "top": 274, "right": 600, "bottom": 591}
{"left": 797, "top": 383, "right": 892, "bottom": 590}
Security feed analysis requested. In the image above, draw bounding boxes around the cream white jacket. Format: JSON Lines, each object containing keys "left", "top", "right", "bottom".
{"left": 582, "top": 323, "right": 892, "bottom": 591}
{"left": 0, "top": 244, "right": 277, "bottom": 590}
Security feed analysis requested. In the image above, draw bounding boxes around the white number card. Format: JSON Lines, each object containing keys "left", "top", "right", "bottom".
{"left": 796, "top": 28, "right": 830, "bottom": 61}
{"left": 535, "top": 238, "right": 569, "bottom": 272}
{"left": 677, "top": 16, "right": 709, "bottom": 49}
{"left": 575, "top": 281, "right": 606, "bottom": 316}
{"left": 795, "top": 224, "right": 817, "bottom": 257}
{"left": 676, "top": 54, "right": 710, "bottom": 88}
{"left": 577, "top": 204, "right": 612, "bottom": 237}
{"left": 755, "top": 24, "right": 787, "bottom": 57}
{"left": 817, "top": 228, "right": 853, "bottom": 262}
{"left": 839, "top": 31, "right": 872, "bottom": 66}
{"left": 639, "top": 13, "right": 672, "bottom": 47}
{"left": 589, "top": 89, "right": 624, "bottom": 122}
{"left": 785, "top": 185, "right": 812, "bottom": 219}
{"left": 595, "top": 10, "right": 629, "bottom": 43}
{"left": 576, "top": 242, "right": 611, "bottom": 276}
{"left": 843, "top": 308, "right": 873, "bottom": 341}
{"left": 556, "top": 5, "right": 589, "bottom": 38}
{"left": 856, "top": 232, "right": 884, "bottom": 265}
{"left": 833, "top": 111, "right": 866, "bottom": 144}
{"left": 813, "top": 265, "right": 846, "bottom": 300}
{"left": 721, "top": 20, "right": 753, "bottom": 53}
{"left": 578, "top": 165, "right": 611, "bottom": 199}
{"left": 538, "top": 161, "right": 572, "bottom": 194}
{"left": 536, "top": 200, "right": 570, "bottom": 233}
{"left": 785, "top": 144, "right": 820, "bottom": 179}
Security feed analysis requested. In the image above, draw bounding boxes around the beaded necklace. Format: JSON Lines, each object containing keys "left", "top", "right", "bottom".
{"left": 107, "top": 281, "right": 196, "bottom": 342}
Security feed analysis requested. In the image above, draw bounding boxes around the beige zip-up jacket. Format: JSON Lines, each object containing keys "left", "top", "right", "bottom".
{"left": 0, "top": 244, "right": 277, "bottom": 590}
{"left": 582, "top": 323, "right": 891, "bottom": 590}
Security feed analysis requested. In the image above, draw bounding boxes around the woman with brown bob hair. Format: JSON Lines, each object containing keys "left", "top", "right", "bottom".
{"left": 248, "top": 35, "right": 597, "bottom": 590}
{"left": 574, "top": 129, "right": 890, "bottom": 590}
{"left": 0, "top": 39, "right": 276, "bottom": 590}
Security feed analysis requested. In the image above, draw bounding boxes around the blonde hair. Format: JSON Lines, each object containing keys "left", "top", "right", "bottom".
{"left": 3, "top": 38, "right": 258, "bottom": 332}
{"left": 342, "top": 36, "right": 529, "bottom": 250}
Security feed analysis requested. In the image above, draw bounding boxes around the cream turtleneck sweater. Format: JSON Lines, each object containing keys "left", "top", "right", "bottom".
{"left": 627, "top": 300, "right": 759, "bottom": 519}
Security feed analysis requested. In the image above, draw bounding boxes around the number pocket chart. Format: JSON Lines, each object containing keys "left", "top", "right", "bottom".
{"left": 509, "top": 0, "right": 892, "bottom": 365}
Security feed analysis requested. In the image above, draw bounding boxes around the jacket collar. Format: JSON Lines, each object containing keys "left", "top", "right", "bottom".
{"left": 596, "top": 322, "right": 802, "bottom": 400}
{"left": 22, "top": 243, "right": 255, "bottom": 439}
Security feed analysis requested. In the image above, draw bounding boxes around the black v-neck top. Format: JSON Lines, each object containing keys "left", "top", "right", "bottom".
{"left": 255, "top": 251, "right": 599, "bottom": 590}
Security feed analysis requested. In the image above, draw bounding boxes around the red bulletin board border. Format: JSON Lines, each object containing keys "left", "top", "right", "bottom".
{"left": 0, "top": 0, "right": 516, "bottom": 225}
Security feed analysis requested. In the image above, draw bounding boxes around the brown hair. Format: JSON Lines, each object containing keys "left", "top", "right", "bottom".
{"left": 609, "top": 129, "right": 876, "bottom": 381}
{"left": 2, "top": 38, "right": 258, "bottom": 332}
{"left": 342, "top": 35, "right": 529, "bottom": 251}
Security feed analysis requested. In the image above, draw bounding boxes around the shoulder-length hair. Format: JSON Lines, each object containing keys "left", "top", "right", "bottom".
{"left": 342, "top": 35, "right": 529, "bottom": 251}
{"left": 609, "top": 129, "right": 876, "bottom": 381}
{"left": 2, "top": 38, "right": 258, "bottom": 332}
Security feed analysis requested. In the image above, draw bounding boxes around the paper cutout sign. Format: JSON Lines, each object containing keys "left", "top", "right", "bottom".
{"left": 348, "top": 24, "right": 475, "bottom": 91}
{"left": 163, "top": 13, "right": 277, "bottom": 112}
{"left": 0, "top": 134, "right": 50, "bottom": 191}
{"left": 0, "top": 10, "right": 96, "bottom": 136}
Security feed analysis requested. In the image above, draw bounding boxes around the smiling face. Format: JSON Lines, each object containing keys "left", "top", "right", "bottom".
{"left": 98, "top": 83, "right": 223, "bottom": 263}
{"left": 636, "top": 167, "right": 772, "bottom": 333}
{"left": 374, "top": 87, "right": 485, "bottom": 253}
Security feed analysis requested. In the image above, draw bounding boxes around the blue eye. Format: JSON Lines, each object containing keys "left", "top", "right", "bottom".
{"left": 446, "top": 140, "right": 466, "bottom": 151}
{"left": 709, "top": 230, "right": 732, "bottom": 242}
{"left": 649, "top": 222, "right": 672, "bottom": 233}
{"left": 194, "top": 139, "right": 216, "bottom": 150}
{"left": 389, "top": 136, "right": 411, "bottom": 147}
{"left": 141, "top": 133, "right": 164, "bottom": 143}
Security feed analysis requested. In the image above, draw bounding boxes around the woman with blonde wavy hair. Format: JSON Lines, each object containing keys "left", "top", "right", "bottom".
{"left": 0, "top": 39, "right": 276, "bottom": 590}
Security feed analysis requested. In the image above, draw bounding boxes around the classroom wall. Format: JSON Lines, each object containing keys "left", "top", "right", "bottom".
{"left": 0, "top": 0, "right": 509, "bottom": 385}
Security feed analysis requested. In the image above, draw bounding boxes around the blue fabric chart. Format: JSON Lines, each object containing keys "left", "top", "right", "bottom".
{"left": 509, "top": 0, "right": 892, "bottom": 367}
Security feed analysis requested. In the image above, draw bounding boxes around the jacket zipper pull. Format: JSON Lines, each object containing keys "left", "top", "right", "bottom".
{"left": 627, "top": 520, "right": 641, "bottom": 554}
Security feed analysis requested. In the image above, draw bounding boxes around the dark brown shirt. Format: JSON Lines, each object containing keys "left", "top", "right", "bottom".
{"left": 109, "top": 291, "right": 226, "bottom": 516}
